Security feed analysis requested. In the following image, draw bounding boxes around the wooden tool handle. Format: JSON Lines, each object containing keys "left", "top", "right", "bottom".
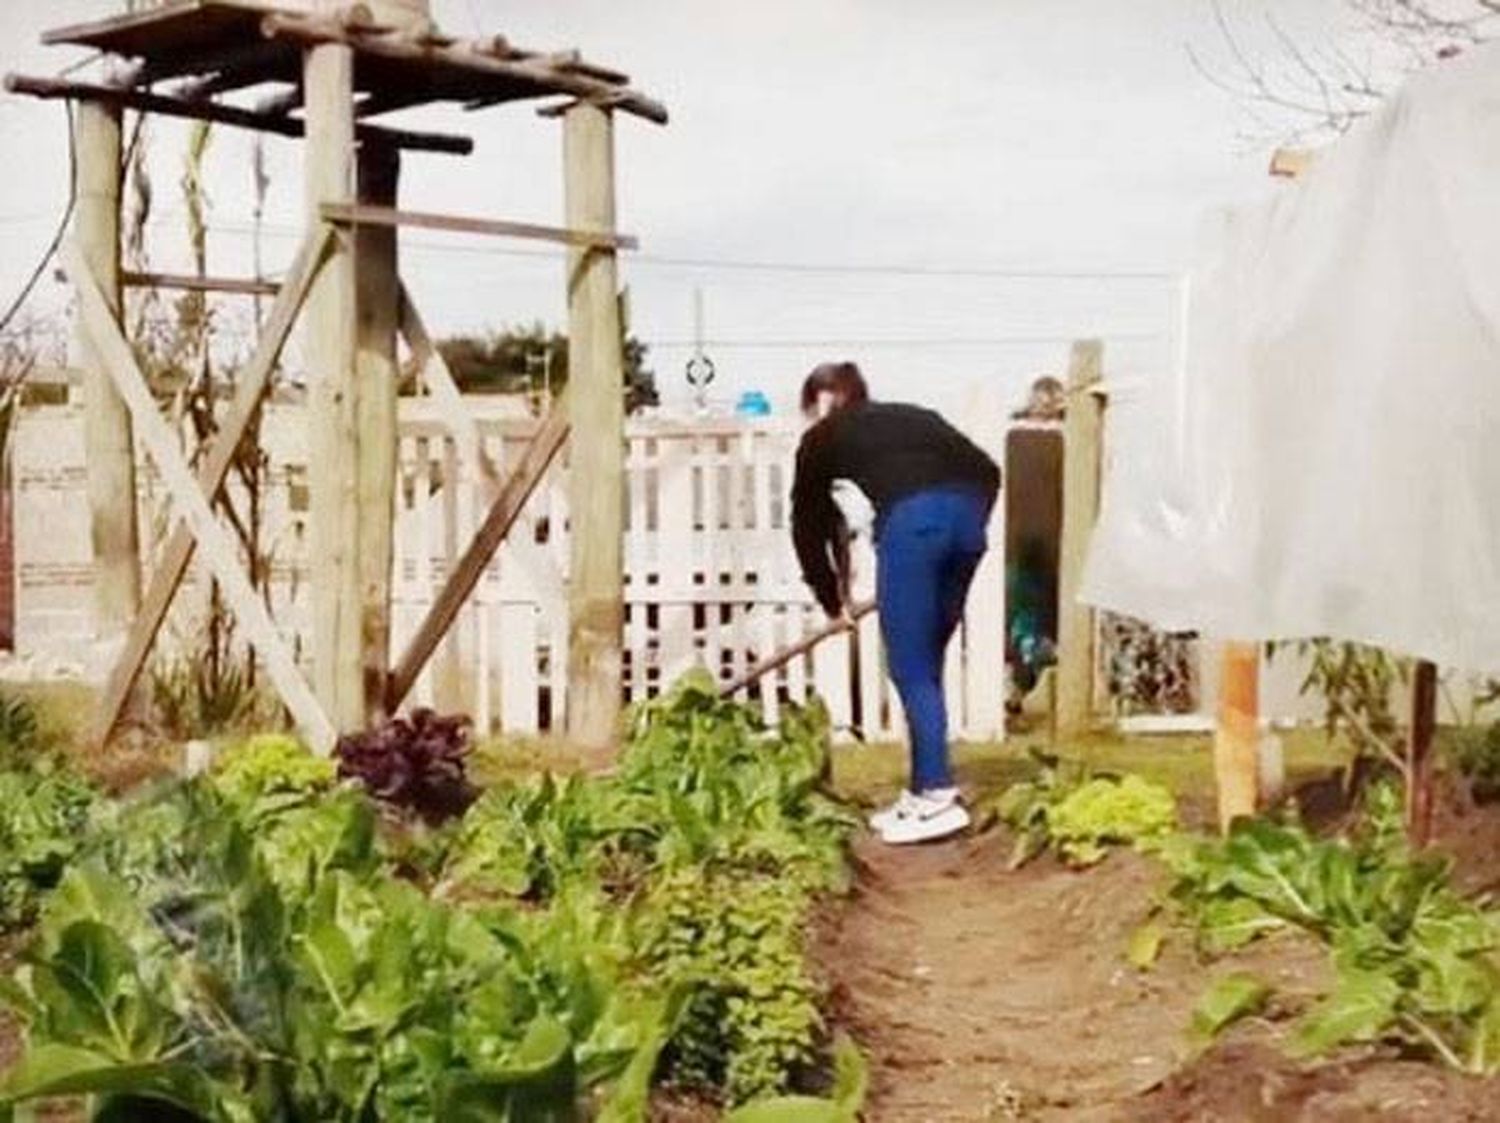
{"left": 719, "top": 598, "right": 876, "bottom": 698}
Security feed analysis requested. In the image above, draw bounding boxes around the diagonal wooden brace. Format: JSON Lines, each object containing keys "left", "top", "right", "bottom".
{"left": 397, "top": 283, "right": 499, "bottom": 490}
{"left": 385, "top": 403, "right": 571, "bottom": 712}
{"left": 93, "top": 226, "right": 334, "bottom": 747}
{"left": 67, "top": 237, "right": 338, "bottom": 754}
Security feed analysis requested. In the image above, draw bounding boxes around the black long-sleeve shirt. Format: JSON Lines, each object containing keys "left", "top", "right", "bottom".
{"left": 791, "top": 401, "right": 1001, "bottom": 614}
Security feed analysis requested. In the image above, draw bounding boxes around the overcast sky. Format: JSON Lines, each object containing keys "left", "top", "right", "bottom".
{"left": 0, "top": 0, "right": 1381, "bottom": 414}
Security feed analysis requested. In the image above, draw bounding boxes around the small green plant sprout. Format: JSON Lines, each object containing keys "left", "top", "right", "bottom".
{"left": 1190, "top": 972, "right": 1272, "bottom": 1046}
{"left": 992, "top": 752, "right": 1179, "bottom": 868}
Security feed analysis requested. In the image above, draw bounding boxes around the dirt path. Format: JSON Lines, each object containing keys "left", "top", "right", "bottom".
{"left": 816, "top": 828, "right": 1500, "bottom": 1122}
{"left": 818, "top": 832, "right": 1195, "bottom": 1121}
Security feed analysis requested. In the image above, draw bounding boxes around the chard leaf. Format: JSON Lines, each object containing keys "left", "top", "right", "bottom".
{"left": 0, "top": 1044, "right": 227, "bottom": 1120}
{"left": 1289, "top": 969, "right": 1401, "bottom": 1057}
{"left": 1195, "top": 897, "right": 1287, "bottom": 955}
{"left": 1190, "top": 973, "right": 1270, "bottom": 1044}
{"left": 1467, "top": 1000, "right": 1500, "bottom": 1075}
{"left": 1126, "top": 919, "right": 1165, "bottom": 970}
{"left": 439, "top": 1016, "right": 578, "bottom": 1122}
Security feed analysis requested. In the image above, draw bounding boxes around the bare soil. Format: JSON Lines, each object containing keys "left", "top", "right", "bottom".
{"left": 815, "top": 820, "right": 1500, "bottom": 1122}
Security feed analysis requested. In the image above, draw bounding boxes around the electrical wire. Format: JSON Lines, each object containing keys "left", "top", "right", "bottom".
{"left": 646, "top": 333, "right": 1160, "bottom": 349}
{"left": 0, "top": 102, "right": 77, "bottom": 339}
{"left": 136, "top": 215, "right": 1176, "bottom": 283}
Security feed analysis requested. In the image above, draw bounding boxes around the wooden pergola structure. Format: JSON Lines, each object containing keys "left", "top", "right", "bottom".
{"left": 6, "top": 0, "right": 667, "bottom": 754}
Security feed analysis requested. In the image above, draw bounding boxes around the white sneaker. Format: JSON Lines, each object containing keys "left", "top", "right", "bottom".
{"left": 868, "top": 788, "right": 960, "bottom": 832}
{"left": 875, "top": 789, "right": 970, "bottom": 845}
{"left": 869, "top": 790, "right": 924, "bottom": 832}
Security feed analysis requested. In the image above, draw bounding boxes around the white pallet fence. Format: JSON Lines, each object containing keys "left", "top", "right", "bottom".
{"left": 11, "top": 401, "right": 1009, "bottom": 740}
{"left": 386, "top": 411, "right": 1008, "bottom": 740}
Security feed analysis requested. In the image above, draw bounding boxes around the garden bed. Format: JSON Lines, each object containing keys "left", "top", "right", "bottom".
{"left": 815, "top": 765, "right": 1500, "bottom": 1121}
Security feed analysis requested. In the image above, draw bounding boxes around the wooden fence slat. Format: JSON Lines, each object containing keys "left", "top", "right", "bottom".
{"left": 655, "top": 433, "right": 697, "bottom": 684}
{"left": 499, "top": 602, "right": 539, "bottom": 734}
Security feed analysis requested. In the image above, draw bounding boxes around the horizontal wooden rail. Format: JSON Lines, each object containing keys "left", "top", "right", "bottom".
{"left": 320, "top": 203, "right": 638, "bottom": 251}
{"left": 123, "top": 270, "right": 280, "bottom": 297}
{"left": 4, "top": 73, "right": 473, "bottom": 156}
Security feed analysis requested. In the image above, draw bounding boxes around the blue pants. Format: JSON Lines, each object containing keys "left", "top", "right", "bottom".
{"left": 876, "top": 487, "right": 990, "bottom": 791}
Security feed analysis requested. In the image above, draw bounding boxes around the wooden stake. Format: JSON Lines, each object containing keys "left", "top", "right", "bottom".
{"left": 93, "top": 227, "right": 334, "bottom": 747}
{"left": 354, "top": 143, "right": 401, "bottom": 724}
{"left": 561, "top": 102, "right": 626, "bottom": 751}
{"left": 1407, "top": 659, "right": 1438, "bottom": 845}
{"left": 385, "top": 404, "right": 571, "bottom": 712}
{"left": 66, "top": 240, "right": 335, "bottom": 753}
{"left": 1214, "top": 641, "right": 1261, "bottom": 831}
{"left": 72, "top": 97, "right": 141, "bottom": 647}
{"left": 1055, "top": 339, "right": 1104, "bottom": 740}
{"left": 1205, "top": 145, "right": 1316, "bottom": 824}
{"left": 303, "top": 40, "right": 364, "bottom": 733}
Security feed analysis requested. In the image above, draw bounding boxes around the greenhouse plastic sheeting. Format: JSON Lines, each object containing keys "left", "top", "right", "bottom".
{"left": 1081, "top": 43, "right": 1500, "bottom": 673}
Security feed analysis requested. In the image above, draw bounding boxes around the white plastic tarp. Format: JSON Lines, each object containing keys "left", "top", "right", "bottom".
{"left": 1082, "top": 44, "right": 1500, "bottom": 673}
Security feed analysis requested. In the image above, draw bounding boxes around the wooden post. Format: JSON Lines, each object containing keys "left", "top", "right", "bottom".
{"left": 303, "top": 40, "right": 363, "bottom": 732}
{"left": 354, "top": 143, "right": 400, "bottom": 724}
{"left": 72, "top": 97, "right": 141, "bottom": 645}
{"left": 1214, "top": 641, "right": 1260, "bottom": 831}
{"left": 561, "top": 102, "right": 625, "bottom": 751}
{"left": 1407, "top": 659, "right": 1437, "bottom": 845}
{"left": 1055, "top": 339, "right": 1103, "bottom": 739}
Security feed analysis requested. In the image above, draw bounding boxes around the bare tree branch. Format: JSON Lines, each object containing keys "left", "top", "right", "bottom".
{"left": 1191, "top": 0, "right": 1497, "bottom": 146}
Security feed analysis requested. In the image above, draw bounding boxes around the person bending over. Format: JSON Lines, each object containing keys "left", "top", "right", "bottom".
{"left": 792, "top": 362, "right": 1000, "bottom": 845}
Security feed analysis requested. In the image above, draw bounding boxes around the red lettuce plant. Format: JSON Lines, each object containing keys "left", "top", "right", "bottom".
{"left": 335, "top": 708, "right": 477, "bottom": 824}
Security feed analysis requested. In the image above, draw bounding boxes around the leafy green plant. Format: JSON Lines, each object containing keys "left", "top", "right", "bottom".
{"left": 644, "top": 869, "right": 824, "bottom": 1102}
{"left": 438, "top": 774, "right": 643, "bottom": 902}
{"left": 1276, "top": 639, "right": 1410, "bottom": 774}
{"left": 724, "top": 1035, "right": 867, "bottom": 1123}
{"left": 1, "top": 674, "right": 859, "bottom": 1116}
{"left": 1190, "top": 973, "right": 1272, "bottom": 1045}
{"left": 435, "top": 674, "right": 856, "bottom": 1103}
{"left": 1158, "top": 795, "right": 1500, "bottom": 1072}
{"left": 992, "top": 752, "right": 1178, "bottom": 868}
{"left": 149, "top": 654, "right": 271, "bottom": 741}
{"left": 210, "top": 733, "right": 336, "bottom": 805}
{"left": 1445, "top": 720, "right": 1500, "bottom": 803}
{"left": 336, "top": 709, "right": 477, "bottom": 825}
{"left": 0, "top": 765, "right": 95, "bottom": 932}
{"left": 0, "top": 784, "right": 680, "bottom": 1121}
{"left": 0, "top": 693, "right": 41, "bottom": 769}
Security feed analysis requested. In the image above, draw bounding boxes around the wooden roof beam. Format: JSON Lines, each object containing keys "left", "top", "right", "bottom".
{"left": 545, "top": 49, "right": 630, "bottom": 86}
{"left": 260, "top": 11, "right": 668, "bottom": 125}
{"left": 5, "top": 73, "right": 473, "bottom": 156}
{"left": 255, "top": 85, "right": 303, "bottom": 117}
{"left": 115, "top": 40, "right": 289, "bottom": 91}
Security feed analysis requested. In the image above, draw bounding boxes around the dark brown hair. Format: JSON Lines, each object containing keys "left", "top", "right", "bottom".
{"left": 800, "top": 361, "right": 869, "bottom": 415}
